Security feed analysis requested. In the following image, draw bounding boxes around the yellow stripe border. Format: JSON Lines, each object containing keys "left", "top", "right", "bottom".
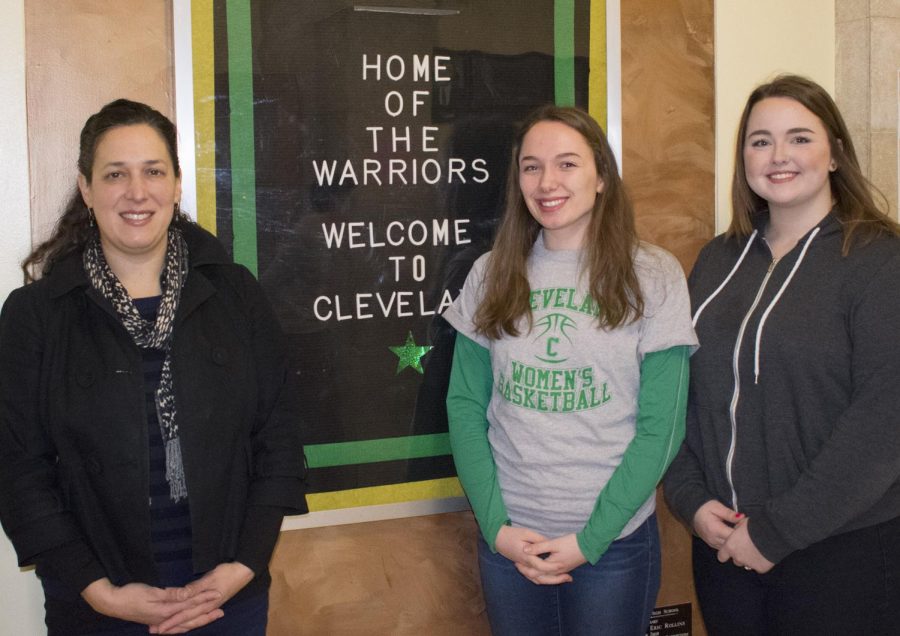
{"left": 307, "top": 477, "right": 464, "bottom": 512}
{"left": 191, "top": 0, "right": 217, "bottom": 234}
{"left": 589, "top": 0, "right": 608, "bottom": 129}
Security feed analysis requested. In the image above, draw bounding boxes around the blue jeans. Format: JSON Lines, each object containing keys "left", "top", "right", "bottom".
{"left": 477, "top": 514, "right": 661, "bottom": 636}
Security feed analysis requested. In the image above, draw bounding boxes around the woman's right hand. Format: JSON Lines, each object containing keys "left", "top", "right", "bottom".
{"left": 692, "top": 500, "right": 743, "bottom": 550}
{"left": 81, "top": 578, "right": 223, "bottom": 627}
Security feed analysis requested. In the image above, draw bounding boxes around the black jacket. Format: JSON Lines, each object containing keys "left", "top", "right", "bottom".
{"left": 664, "top": 213, "right": 900, "bottom": 563}
{"left": 0, "top": 222, "right": 307, "bottom": 596}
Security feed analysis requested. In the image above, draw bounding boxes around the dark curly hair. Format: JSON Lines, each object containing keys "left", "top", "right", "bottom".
{"left": 22, "top": 99, "right": 187, "bottom": 282}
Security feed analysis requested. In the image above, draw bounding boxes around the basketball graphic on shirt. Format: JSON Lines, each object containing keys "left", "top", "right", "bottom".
{"left": 533, "top": 312, "right": 578, "bottom": 364}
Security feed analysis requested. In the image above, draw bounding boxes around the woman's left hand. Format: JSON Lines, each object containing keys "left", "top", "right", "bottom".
{"left": 717, "top": 519, "right": 775, "bottom": 574}
{"left": 518, "top": 533, "right": 587, "bottom": 585}
{"left": 150, "top": 562, "right": 255, "bottom": 634}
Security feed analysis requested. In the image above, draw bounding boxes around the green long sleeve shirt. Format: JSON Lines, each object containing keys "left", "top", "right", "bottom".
{"left": 447, "top": 334, "right": 689, "bottom": 564}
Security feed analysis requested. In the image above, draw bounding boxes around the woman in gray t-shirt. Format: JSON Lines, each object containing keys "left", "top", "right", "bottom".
{"left": 445, "top": 105, "right": 696, "bottom": 635}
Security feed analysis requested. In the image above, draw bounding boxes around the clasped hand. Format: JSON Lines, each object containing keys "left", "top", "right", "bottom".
{"left": 693, "top": 500, "right": 774, "bottom": 574}
{"left": 495, "top": 525, "right": 587, "bottom": 585}
{"left": 82, "top": 562, "right": 254, "bottom": 634}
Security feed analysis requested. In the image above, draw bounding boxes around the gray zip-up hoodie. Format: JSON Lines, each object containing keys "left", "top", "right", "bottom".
{"left": 664, "top": 212, "right": 900, "bottom": 564}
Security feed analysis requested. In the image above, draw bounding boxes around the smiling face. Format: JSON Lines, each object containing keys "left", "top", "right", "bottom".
{"left": 743, "top": 97, "right": 835, "bottom": 219}
{"left": 78, "top": 124, "right": 181, "bottom": 271}
{"left": 518, "top": 120, "right": 604, "bottom": 250}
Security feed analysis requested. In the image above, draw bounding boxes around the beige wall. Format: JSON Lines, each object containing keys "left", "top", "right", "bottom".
{"left": 714, "top": 0, "right": 836, "bottom": 232}
{"left": 835, "top": 0, "right": 900, "bottom": 218}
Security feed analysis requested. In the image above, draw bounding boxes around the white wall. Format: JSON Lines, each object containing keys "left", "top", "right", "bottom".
{"left": 0, "top": 0, "right": 47, "bottom": 633}
{"left": 714, "top": 0, "right": 836, "bottom": 232}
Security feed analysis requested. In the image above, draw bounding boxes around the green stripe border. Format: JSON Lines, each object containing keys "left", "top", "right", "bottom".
{"left": 554, "top": 0, "right": 576, "bottom": 106}
{"left": 306, "top": 433, "right": 451, "bottom": 468}
{"left": 226, "top": 0, "right": 258, "bottom": 275}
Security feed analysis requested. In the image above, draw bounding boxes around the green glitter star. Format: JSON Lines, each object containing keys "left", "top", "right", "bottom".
{"left": 389, "top": 331, "right": 434, "bottom": 375}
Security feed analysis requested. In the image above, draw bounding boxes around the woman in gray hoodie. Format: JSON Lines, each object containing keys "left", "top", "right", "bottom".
{"left": 664, "top": 75, "right": 900, "bottom": 635}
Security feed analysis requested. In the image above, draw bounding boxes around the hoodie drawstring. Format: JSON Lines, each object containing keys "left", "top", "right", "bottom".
{"left": 752, "top": 227, "right": 821, "bottom": 383}
{"left": 692, "top": 230, "right": 759, "bottom": 327}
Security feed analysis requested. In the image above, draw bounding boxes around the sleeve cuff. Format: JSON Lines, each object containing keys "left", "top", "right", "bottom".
{"left": 234, "top": 505, "right": 288, "bottom": 575}
{"left": 665, "top": 487, "right": 718, "bottom": 530}
{"left": 248, "top": 476, "right": 308, "bottom": 514}
{"left": 483, "top": 518, "right": 511, "bottom": 553}
{"left": 575, "top": 530, "right": 609, "bottom": 565}
{"left": 33, "top": 539, "right": 107, "bottom": 593}
{"left": 746, "top": 512, "right": 794, "bottom": 565}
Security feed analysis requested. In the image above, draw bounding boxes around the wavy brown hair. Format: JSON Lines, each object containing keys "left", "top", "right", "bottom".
{"left": 474, "top": 105, "right": 643, "bottom": 339}
{"left": 22, "top": 99, "right": 185, "bottom": 282}
{"left": 730, "top": 74, "right": 899, "bottom": 253}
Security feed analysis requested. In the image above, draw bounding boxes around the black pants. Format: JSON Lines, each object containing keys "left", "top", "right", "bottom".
{"left": 692, "top": 514, "right": 900, "bottom": 636}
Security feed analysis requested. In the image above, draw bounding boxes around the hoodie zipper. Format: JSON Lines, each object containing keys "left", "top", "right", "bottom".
{"left": 725, "top": 257, "right": 778, "bottom": 511}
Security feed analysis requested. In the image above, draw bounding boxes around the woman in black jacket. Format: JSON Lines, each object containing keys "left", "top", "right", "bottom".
{"left": 0, "top": 99, "right": 307, "bottom": 635}
{"left": 663, "top": 75, "right": 900, "bottom": 635}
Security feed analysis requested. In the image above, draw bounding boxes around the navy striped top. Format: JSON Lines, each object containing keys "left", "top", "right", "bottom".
{"left": 134, "top": 296, "right": 194, "bottom": 586}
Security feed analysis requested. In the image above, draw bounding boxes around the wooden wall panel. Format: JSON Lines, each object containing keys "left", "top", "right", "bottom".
{"left": 622, "top": 0, "right": 716, "bottom": 272}
{"left": 24, "top": 0, "right": 174, "bottom": 246}
{"left": 24, "top": 1, "right": 714, "bottom": 634}
{"left": 621, "top": 2, "right": 715, "bottom": 634}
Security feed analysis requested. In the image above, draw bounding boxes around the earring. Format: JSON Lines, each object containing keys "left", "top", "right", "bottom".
{"left": 174, "top": 202, "right": 180, "bottom": 216}
{"left": 87, "top": 207, "right": 95, "bottom": 227}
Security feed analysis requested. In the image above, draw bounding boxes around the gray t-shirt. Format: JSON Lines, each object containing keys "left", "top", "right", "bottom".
{"left": 444, "top": 234, "right": 697, "bottom": 540}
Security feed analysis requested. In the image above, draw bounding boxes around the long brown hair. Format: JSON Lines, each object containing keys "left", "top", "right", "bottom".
{"left": 729, "top": 74, "right": 899, "bottom": 253}
{"left": 22, "top": 99, "right": 186, "bottom": 282}
{"left": 474, "top": 105, "right": 643, "bottom": 339}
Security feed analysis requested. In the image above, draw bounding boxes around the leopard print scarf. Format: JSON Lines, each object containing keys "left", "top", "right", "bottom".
{"left": 83, "top": 229, "right": 189, "bottom": 501}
